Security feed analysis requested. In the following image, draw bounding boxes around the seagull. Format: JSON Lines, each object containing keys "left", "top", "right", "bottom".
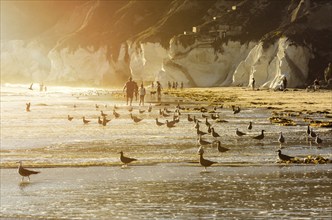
{"left": 236, "top": 128, "right": 246, "bottom": 137}
{"left": 67, "top": 115, "right": 74, "bottom": 121}
{"left": 211, "top": 114, "right": 219, "bottom": 120}
{"left": 130, "top": 113, "right": 143, "bottom": 123}
{"left": 247, "top": 121, "right": 252, "bottom": 130}
{"left": 315, "top": 135, "right": 323, "bottom": 145}
{"left": 211, "top": 127, "right": 220, "bottom": 138}
{"left": 17, "top": 161, "right": 40, "bottom": 182}
{"left": 164, "top": 107, "right": 172, "bottom": 114}
{"left": 28, "top": 83, "right": 33, "bottom": 90}
{"left": 148, "top": 104, "right": 152, "bottom": 112}
{"left": 197, "top": 135, "right": 211, "bottom": 146}
{"left": 193, "top": 116, "right": 201, "bottom": 123}
{"left": 166, "top": 120, "right": 176, "bottom": 128}
{"left": 310, "top": 128, "right": 317, "bottom": 138}
{"left": 102, "top": 116, "right": 111, "bottom": 126}
{"left": 202, "top": 113, "right": 209, "bottom": 118}
{"left": 155, "top": 118, "right": 165, "bottom": 126}
{"left": 253, "top": 130, "right": 265, "bottom": 140}
{"left": 306, "top": 125, "right": 311, "bottom": 136}
{"left": 207, "top": 125, "right": 212, "bottom": 133}
{"left": 119, "top": 151, "right": 137, "bottom": 166}
{"left": 232, "top": 106, "right": 241, "bottom": 114}
{"left": 205, "top": 118, "right": 211, "bottom": 127}
{"left": 113, "top": 109, "right": 120, "bottom": 118}
{"left": 82, "top": 116, "right": 90, "bottom": 124}
{"left": 162, "top": 111, "right": 170, "bottom": 117}
{"left": 278, "top": 132, "right": 285, "bottom": 148}
{"left": 198, "top": 151, "right": 217, "bottom": 171}
{"left": 214, "top": 140, "right": 229, "bottom": 153}
{"left": 26, "top": 102, "right": 31, "bottom": 112}
{"left": 197, "top": 146, "right": 204, "bottom": 155}
{"left": 98, "top": 116, "right": 103, "bottom": 125}
{"left": 187, "top": 114, "right": 194, "bottom": 122}
{"left": 196, "top": 127, "right": 207, "bottom": 136}
{"left": 276, "top": 150, "right": 294, "bottom": 161}
{"left": 101, "top": 111, "right": 108, "bottom": 117}
{"left": 194, "top": 121, "right": 200, "bottom": 129}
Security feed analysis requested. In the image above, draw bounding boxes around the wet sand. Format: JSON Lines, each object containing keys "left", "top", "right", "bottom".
{"left": 165, "top": 87, "right": 332, "bottom": 112}
{"left": 1, "top": 85, "right": 331, "bottom": 219}
{"left": 1, "top": 164, "right": 331, "bottom": 219}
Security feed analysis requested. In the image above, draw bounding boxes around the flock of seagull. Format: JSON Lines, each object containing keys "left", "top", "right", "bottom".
{"left": 19, "top": 99, "right": 326, "bottom": 181}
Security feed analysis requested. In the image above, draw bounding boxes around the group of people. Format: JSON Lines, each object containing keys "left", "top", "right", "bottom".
{"left": 167, "top": 81, "right": 183, "bottom": 90}
{"left": 123, "top": 77, "right": 162, "bottom": 106}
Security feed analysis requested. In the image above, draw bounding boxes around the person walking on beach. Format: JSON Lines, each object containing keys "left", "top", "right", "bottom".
{"left": 156, "top": 81, "right": 162, "bottom": 102}
{"left": 313, "top": 78, "right": 320, "bottom": 91}
{"left": 139, "top": 83, "right": 146, "bottom": 106}
{"left": 282, "top": 76, "right": 288, "bottom": 91}
{"left": 133, "top": 81, "right": 139, "bottom": 101}
{"left": 251, "top": 77, "right": 255, "bottom": 90}
{"left": 123, "top": 77, "right": 135, "bottom": 106}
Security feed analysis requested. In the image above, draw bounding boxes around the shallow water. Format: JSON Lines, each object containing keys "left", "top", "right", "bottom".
{"left": 1, "top": 84, "right": 332, "bottom": 219}
{"left": 1, "top": 165, "right": 331, "bottom": 219}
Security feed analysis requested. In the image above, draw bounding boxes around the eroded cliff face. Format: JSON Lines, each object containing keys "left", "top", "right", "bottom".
{"left": 1, "top": 0, "right": 331, "bottom": 88}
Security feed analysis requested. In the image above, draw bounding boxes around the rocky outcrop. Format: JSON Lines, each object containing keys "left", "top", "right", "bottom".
{"left": 1, "top": 0, "right": 331, "bottom": 88}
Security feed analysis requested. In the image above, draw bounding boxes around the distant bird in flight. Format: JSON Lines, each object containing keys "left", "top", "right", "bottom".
{"left": 17, "top": 161, "right": 40, "bottom": 182}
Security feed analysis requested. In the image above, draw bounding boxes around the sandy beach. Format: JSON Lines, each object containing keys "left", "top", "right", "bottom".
{"left": 1, "top": 84, "right": 331, "bottom": 219}
{"left": 165, "top": 87, "right": 332, "bottom": 113}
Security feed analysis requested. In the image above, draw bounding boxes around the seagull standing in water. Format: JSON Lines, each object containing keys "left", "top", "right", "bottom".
{"left": 17, "top": 161, "right": 40, "bottom": 182}
{"left": 236, "top": 128, "right": 246, "bottom": 137}
{"left": 214, "top": 140, "right": 229, "bottom": 153}
{"left": 211, "top": 127, "right": 220, "bottom": 139}
{"left": 67, "top": 115, "right": 74, "bottom": 121}
{"left": 247, "top": 121, "right": 253, "bottom": 130}
{"left": 276, "top": 150, "right": 294, "bottom": 161}
{"left": 197, "top": 135, "right": 212, "bottom": 146}
{"left": 253, "top": 130, "right": 265, "bottom": 140}
{"left": 155, "top": 118, "right": 165, "bottom": 126}
{"left": 278, "top": 132, "right": 285, "bottom": 148}
{"left": 119, "top": 151, "right": 137, "bottom": 167}
{"left": 198, "top": 151, "right": 217, "bottom": 171}
{"left": 315, "top": 135, "right": 323, "bottom": 145}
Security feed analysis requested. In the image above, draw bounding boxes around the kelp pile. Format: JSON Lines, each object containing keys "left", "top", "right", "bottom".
{"left": 278, "top": 155, "right": 330, "bottom": 164}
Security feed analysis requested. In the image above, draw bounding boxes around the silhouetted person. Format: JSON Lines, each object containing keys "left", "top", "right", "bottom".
{"left": 123, "top": 77, "right": 135, "bottom": 106}
{"left": 138, "top": 83, "right": 146, "bottom": 106}
{"left": 282, "top": 76, "right": 287, "bottom": 90}
{"left": 156, "top": 81, "right": 162, "bottom": 102}
{"left": 133, "top": 81, "right": 138, "bottom": 101}
{"left": 313, "top": 78, "right": 320, "bottom": 91}
{"left": 251, "top": 77, "right": 255, "bottom": 90}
